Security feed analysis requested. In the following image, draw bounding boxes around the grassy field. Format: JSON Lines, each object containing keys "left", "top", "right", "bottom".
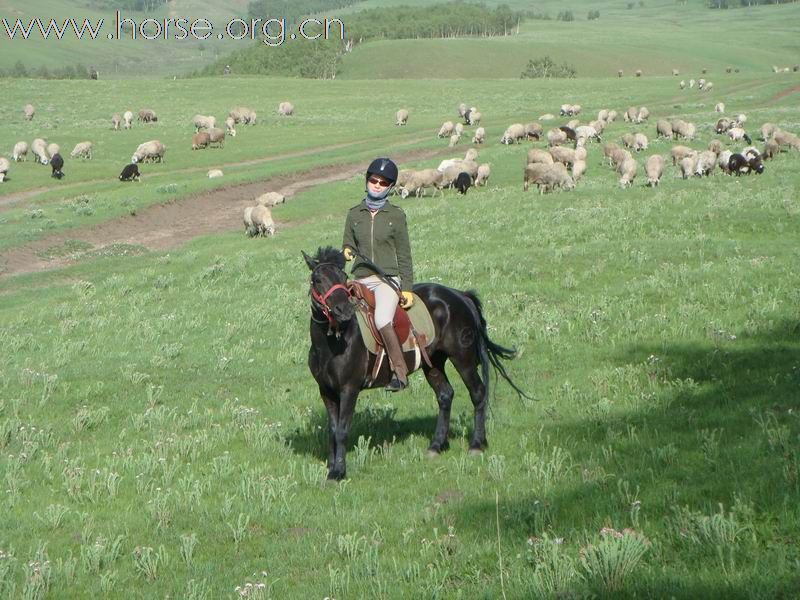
{"left": 1, "top": 3, "right": 800, "bottom": 597}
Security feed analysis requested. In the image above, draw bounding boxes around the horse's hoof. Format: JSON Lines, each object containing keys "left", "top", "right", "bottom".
{"left": 327, "top": 470, "right": 346, "bottom": 481}
{"left": 427, "top": 449, "right": 441, "bottom": 458}
{"left": 468, "top": 447, "right": 484, "bottom": 456}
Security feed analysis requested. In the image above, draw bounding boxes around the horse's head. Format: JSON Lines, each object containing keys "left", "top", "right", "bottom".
{"left": 303, "top": 247, "right": 354, "bottom": 326}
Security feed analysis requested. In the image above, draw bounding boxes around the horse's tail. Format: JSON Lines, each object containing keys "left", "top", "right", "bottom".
{"left": 462, "top": 290, "right": 531, "bottom": 401}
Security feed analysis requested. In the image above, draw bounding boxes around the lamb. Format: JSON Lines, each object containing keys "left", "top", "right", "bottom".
{"left": 524, "top": 122, "right": 543, "bottom": 140}
{"left": 538, "top": 113, "right": 555, "bottom": 121}
{"left": 250, "top": 205, "right": 275, "bottom": 236}
{"left": 193, "top": 115, "right": 217, "bottom": 131}
{"left": 46, "top": 143, "right": 60, "bottom": 159}
{"left": 680, "top": 153, "right": 698, "bottom": 179}
{"left": 138, "top": 109, "right": 157, "bottom": 123}
{"left": 255, "top": 192, "right": 286, "bottom": 207}
{"left": 454, "top": 172, "right": 472, "bottom": 195}
{"left": 448, "top": 133, "right": 461, "bottom": 148}
{"left": 656, "top": 120, "right": 673, "bottom": 138}
{"left": 571, "top": 160, "right": 586, "bottom": 181}
{"left": 634, "top": 133, "right": 649, "bottom": 152}
{"left": 208, "top": 169, "right": 224, "bottom": 178}
{"left": 455, "top": 123, "right": 465, "bottom": 136}
{"left": 50, "top": 153, "right": 65, "bottom": 179}
{"left": 727, "top": 127, "right": 752, "bottom": 144}
{"left": 119, "top": 163, "right": 140, "bottom": 181}
{"left": 645, "top": 155, "right": 665, "bottom": 187}
{"left": 707, "top": 139, "right": 723, "bottom": 154}
{"left": 396, "top": 109, "right": 409, "bottom": 126}
{"left": 70, "top": 141, "right": 93, "bottom": 159}
{"left": 0, "top": 158, "right": 10, "bottom": 182}
{"left": 636, "top": 107, "right": 650, "bottom": 123}
{"left": 472, "top": 127, "right": 486, "bottom": 144}
{"left": 501, "top": 124, "right": 526, "bottom": 144}
{"left": 680, "top": 80, "right": 686, "bottom": 90}
{"left": 207, "top": 128, "right": 226, "bottom": 148}
{"left": 12, "top": 141, "right": 28, "bottom": 162}
{"left": 123, "top": 111, "right": 133, "bottom": 129}
{"left": 277, "top": 101, "right": 294, "bottom": 117}
{"left": 468, "top": 111, "right": 482, "bottom": 126}
{"left": 762, "top": 139, "right": 780, "bottom": 160}
{"left": 694, "top": 150, "right": 717, "bottom": 177}
{"left": 31, "top": 138, "right": 48, "bottom": 165}
{"left": 546, "top": 128, "right": 567, "bottom": 147}
{"left": 192, "top": 132, "right": 211, "bottom": 150}
{"left": 527, "top": 148, "right": 554, "bottom": 165}
{"left": 760, "top": 123, "right": 778, "bottom": 141}
{"left": 438, "top": 121, "right": 455, "bottom": 138}
{"left": 618, "top": 157, "right": 638, "bottom": 188}
{"left": 400, "top": 169, "right": 444, "bottom": 198}
{"left": 23, "top": 103, "right": 35, "bottom": 121}
{"left": 112, "top": 114, "right": 121, "bottom": 130}
{"left": 224, "top": 117, "right": 237, "bottom": 138}
{"left": 131, "top": 140, "right": 166, "bottom": 163}
{"left": 475, "top": 164, "right": 491, "bottom": 186}
{"left": 714, "top": 102, "right": 725, "bottom": 113}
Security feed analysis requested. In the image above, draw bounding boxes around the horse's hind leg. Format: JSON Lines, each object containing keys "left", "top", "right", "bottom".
{"left": 423, "top": 354, "right": 454, "bottom": 455}
{"left": 451, "top": 357, "right": 488, "bottom": 453}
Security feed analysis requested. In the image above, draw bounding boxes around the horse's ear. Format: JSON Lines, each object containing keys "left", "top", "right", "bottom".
{"left": 302, "top": 251, "right": 317, "bottom": 271}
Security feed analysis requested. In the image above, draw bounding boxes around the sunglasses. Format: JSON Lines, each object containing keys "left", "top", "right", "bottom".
{"left": 368, "top": 177, "right": 391, "bottom": 187}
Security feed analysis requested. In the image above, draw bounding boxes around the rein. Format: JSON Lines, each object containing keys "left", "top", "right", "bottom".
{"left": 309, "top": 262, "right": 351, "bottom": 331}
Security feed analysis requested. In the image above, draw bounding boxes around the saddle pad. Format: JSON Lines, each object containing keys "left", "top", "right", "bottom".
{"left": 355, "top": 293, "right": 436, "bottom": 354}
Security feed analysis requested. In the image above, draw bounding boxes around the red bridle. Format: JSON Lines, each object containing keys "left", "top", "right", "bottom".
{"left": 309, "top": 265, "right": 351, "bottom": 327}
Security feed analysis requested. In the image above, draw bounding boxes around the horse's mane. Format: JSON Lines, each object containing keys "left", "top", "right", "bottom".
{"left": 314, "top": 246, "right": 346, "bottom": 269}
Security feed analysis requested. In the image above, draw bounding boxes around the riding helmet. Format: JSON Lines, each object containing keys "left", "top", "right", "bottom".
{"left": 366, "top": 157, "right": 398, "bottom": 185}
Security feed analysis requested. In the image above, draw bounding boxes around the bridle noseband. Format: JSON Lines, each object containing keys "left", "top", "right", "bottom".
{"left": 309, "top": 262, "right": 351, "bottom": 331}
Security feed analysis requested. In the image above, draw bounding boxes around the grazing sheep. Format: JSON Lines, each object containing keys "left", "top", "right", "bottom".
{"left": 23, "top": 104, "right": 35, "bottom": 121}
{"left": 549, "top": 146, "right": 579, "bottom": 166}
{"left": 243, "top": 206, "right": 257, "bottom": 236}
{"left": 694, "top": 150, "right": 717, "bottom": 177}
{"left": 656, "top": 120, "right": 674, "bottom": 139}
{"left": 123, "top": 110, "right": 134, "bottom": 129}
{"left": 278, "top": 102, "right": 294, "bottom": 116}
{"left": 618, "top": 157, "right": 638, "bottom": 187}
{"left": 680, "top": 153, "right": 698, "bottom": 179}
{"left": 70, "top": 141, "right": 93, "bottom": 159}
{"left": 138, "top": 109, "right": 157, "bottom": 123}
{"left": 475, "top": 164, "right": 491, "bottom": 186}
{"left": 454, "top": 172, "right": 472, "bottom": 195}
{"left": 762, "top": 139, "right": 780, "bottom": 160}
{"left": 396, "top": 109, "right": 409, "bottom": 126}
{"left": 193, "top": 115, "right": 216, "bottom": 131}
{"left": 250, "top": 205, "right": 275, "bottom": 236}
{"left": 618, "top": 69, "right": 624, "bottom": 78}
{"left": 760, "top": 123, "right": 778, "bottom": 141}
{"left": 645, "top": 155, "right": 665, "bottom": 186}
{"left": 131, "top": 140, "right": 166, "bottom": 163}
{"left": 734, "top": 114, "right": 747, "bottom": 127}
{"left": 501, "top": 124, "right": 526, "bottom": 145}
{"left": 463, "top": 106, "right": 475, "bottom": 124}
{"left": 208, "top": 169, "right": 223, "bottom": 178}
{"left": 538, "top": 113, "right": 555, "bottom": 121}
{"left": 634, "top": 133, "right": 649, "bottom": 152}
{"left": 597, "top": 109, "right": 610, "bottom": 122}
{"left": 12, "top": 141, "right": 28, "bottom": 162}
{"left": 566, "top": 119, "right": 581, "bottom": 130}
{"left": 624, "top": 107, "right": 638, "bottom": 123}
{"left": 455, "top": 123, "right": 465, "bottom": 136}
{"left": 622, "top": 133, "right": 636, "bottom": 150}
{"left": 31, "top": 138, "right": 48, "bottom": 165}
{"left": 458, "top": 103, "right": 468, "bottom": 119}
{"left": 229, "top": 106, "right": 254, "bottom": 123}
{"left": 748, "top": 155, "right": 765, "bottom": 174}
{"left": 718, "top": 150, "right": 733, "bottom": 174}
{"left": 707, "top": 139, "right": 723, "bottom": 154}
{"left": 207, "top": 128, "right": 226, "bottom": 148}
{"left": 635, "top": 69, "right": 643, "bottom": 77}
{"left": 714, "top": 102, "right": 725, "bottom": 113}
{"left": 575, "top": 125, "right": 601, "bottom": 144}
{"left": 468, "top": 111, "right": 482, "bottom": 126}
{"left": 472, "top": 127, "right": 486, "bottom": 144}
{"left": 438, "top": 121, "right": 455, "bottom": 138}
{"left": 728, "top": 153, "right": 759, "bottom": 176}
{"left": 705, "top": 82, "right": 714, "bottom": 92}
{"left": 715, "top": 118, "right": 732, "bottom": 134}
{"left": 524, "top": 122, "right": 543, "bottom": 140}
{"left": 192, "top": 132, "right": 211, "bottom": 150}
{"left": 774, "top": 130, "right": 800, "bottom": 150}
{"left": 672, "top": 68, "right": 680, "bottom": 76}
{"left": 255, "top": 192, "right": 286, "bottom": 207}
{"left": 680, "top": 80, "right": 686, "bottom": 90}
{"left": 464, "top": 148, "right": 478, "bottom": 162}
{"left": 112, "top": 114, "right": 121, "bottom": 130}
{"left": 602, "top": 143, "right": 621, "bottom": 166}
{"left": 437, "top": 159, "right": 462, "bottom": 172}
{"left": 689, "top": 79, "right": 696, "bottom": 89}
{"left": 672, "top": 120, "right": 697, "bottom": 140}
{"left": 448, "top": 133, "right": 461, "bottom": 148}
{"left": 46, "top": 143, "right": 60, "bottom": 159}
{"left": 571, "top": 159, "right": 586, "bottom": 181}
{"left": 636, "top": 107, "right": 650, "bottom": 123}
{"left": 727, "top": 127, "right": 752, "bottom": 144}
{"left": 0, "top": 158, "right": 10, "bottom": 182}
{"left": 119, "top": 163, "right": 140, "bottom": 181}
{"left": 606, "top": 110, "right": 618, "bottom": 123}
{"left": 698, "top": 78, "right": 706, "bottom": 90}
{"left": 546, "top": 128, "right": 568, "bottom": 147}
{"left": 50, "top": 153, "right": 65, "bottom": 179}
{"left": 589, "top": 119, "right": 606, "bottom": 134}
{"left": 527, "top": 148, "right": 555, "bottom": 165}
{"left": 524, "top": 163, "right": 574, "bottom": 193}
{"left": 400, "top": 169, "right": 444, "bottom": 198}
{"left": 224, "top": 117, "right": 237, "bottom": 138}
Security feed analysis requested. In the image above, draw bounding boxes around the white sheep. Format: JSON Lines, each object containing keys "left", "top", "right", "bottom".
{"left": 457, "top": 103, "right": 467, "bottom": 119}
{"left": 717, "top": 150, "right": 733, "bottom": 174}
{"left": 0, "top": 157, "right": 9, "bottom": 182}
{"left": 705, "top": 82, "right": 713, "bottom": 92}
{"left": 255, "top": 192, "right": 286, "bottom": 207}
{"left": 131, "top": 140, "right": 166, "bottom": 163}
{"left": 680, "top": 80, "right": 686, "bottom": 90}
{"left": 618, "top": 157, "right": 638, "bottom": 188}
{"left": 12, "top": 141, "right": 28, "bottom": 162}
{"left": 727, "top": 127, "right": 750, "bottom": 143}
{"left": 464, "top": 148, "right": 478, "bottom": 162}
{"left": 46, "top": 143, "right": 60, "bottom": 159}
{"left": 396, "top": 109, "right": 409, "bottom": 126}
{"left": 760, "top": 123, "right": 778, "bottom": 141}
{"left": 689, "top": 79, "right": 696, "bottom": 89}
{"left": 645, "top": 155, "right": 664, "bottom": 187}
{"left": 472, "top": 127, "right": 486, "bottom": 144}
{"left": 546, "top": 128, "right": 567, "bottom": 147}
{"left": 193, "top": 115, "right": 217, "bottom": 131}
{"left": 400, "top": 169, "right": 444, "bottom": 198}
{"left": 208, "top": 169, "right": 224, "bottom": 178}
{"left": 224, "top": 117, "right": 237, "bottom": 138}
{"left": 23, "top": 104, "right": 35, "bottom": 121}
{"left": 207, "top": 128, "right": 226, "bottom": 148}
{"left": 671, "top": 144, "right": 694, "bottom": 166}
{"left": 112, "top": 114, "right": 121, "bottom": 130}
{"left": 634, "top": 133, "right": 649, "bottom": 152}
{"left": 468, "top": 111, "right": 482, "bottom": 126}
{"left": 527, "top": 148, "right": 554, "bottom": 165}
{"left": 475, "top": 164, "right": 491, "bottom": 186}
{"left": 501, "top": 124, "right": 526, "bottom": 144}
{"left": 571, "top": 160, "right": 586, "bottom": 181}
{"left": 606, "top": 110, "right": 618, "bottom": 123}
{"left": 538, "top": 113, "right": 555, "bottom": 121}
{"left": 714, "top": 102, "right": 725, "bottom": 113}
{"left": 656, "top": 120, "right": 673, "bottom": 138}
{"left": 524, "top": 122, "right": 543, "bottom": 140}
{"left": 694, "top": 150, "right": 717, "bottom": 177}
{"left": 278, "top": 101, "right": 294, "bottom": 116}
{"left": 734, "top": 113, "right": 747, "bottom": 127}
{"left": 31, "top": 138, "right": 48, "bottom": 165}
{"left": 448, "top": 133, "right": 461, "bottom": 148}
{"left": 70, "top": 141, "right": 93, "bottom": 159}
{"left": 250, "top": 205, "right": 275, "bottom": 236}
{"left": 123, "top": 110, "right": 133, "bottom": 129}
{"left": 454, "top": 122, "right": 465, "bottom": 136}
{"left": 438, "top": 121, "right": 455, "bottom": 138}
{"left": 636, "top": 107, "right": 650, "bottom": 123}
{"left": 680, "top": 153, "right": 698, "bottom": 179}
{"left": 243, "top": 206, "right": 257, "bottom": 236}
{"left": 524, "top": 163, "right": 574, "bottom": 194}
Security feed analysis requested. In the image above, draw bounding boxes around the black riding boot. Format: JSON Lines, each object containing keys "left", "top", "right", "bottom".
{"left": 379, "top": 324, "right": 408, "bottom": 392}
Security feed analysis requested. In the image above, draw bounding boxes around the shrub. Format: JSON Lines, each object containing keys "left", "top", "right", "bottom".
{"left": 521, "top": 56, "right": 577, "bottom": 79}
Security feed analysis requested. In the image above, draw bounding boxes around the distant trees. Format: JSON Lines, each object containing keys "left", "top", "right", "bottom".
{"left": 0, "top": 61, "right": 93, "bottom": 79}
{"left": 708, "top": 0, "right": 796, "bottom": 7}
{"left": 557, "top": 10, "right": 575, "bottom": 21}
{"left": 588, "top": 9, "right": 601, "bottom": 20}
{"left": 520, "top": 56, "right": 577, "bottom": 79}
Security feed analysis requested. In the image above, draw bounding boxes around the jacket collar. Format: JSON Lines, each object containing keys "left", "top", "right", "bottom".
{"left": 359, "top": 199, "right": 391, "bottom": 213}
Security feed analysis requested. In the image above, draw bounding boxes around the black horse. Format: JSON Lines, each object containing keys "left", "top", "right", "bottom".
{"left": 303, "top": 246, "right": 528, "bottom": 480}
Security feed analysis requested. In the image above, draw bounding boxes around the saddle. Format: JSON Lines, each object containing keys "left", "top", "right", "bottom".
{"left": 347, "top": 282, "right": 436, "bottom": 382}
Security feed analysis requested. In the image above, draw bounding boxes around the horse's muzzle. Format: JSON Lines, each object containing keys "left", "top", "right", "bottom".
{"left": 332, "top": 302, "right": 355, "bottom": 323}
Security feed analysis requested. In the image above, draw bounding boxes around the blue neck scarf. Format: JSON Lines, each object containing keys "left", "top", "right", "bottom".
{"left": 364, "top": 185, "right": 392, "bottom": 211}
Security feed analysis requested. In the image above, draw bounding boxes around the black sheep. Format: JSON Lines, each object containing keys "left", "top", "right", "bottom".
{"left": 50, "top": 153, "right": 64, "bottom": 179}
{"left": 463, "top": 108, "right": 472, "bottom": 125}
{"left": 748, "top": 156, "right": 765, "bottom": 174}
{"left": 728, "top": 153, "right": 750, "bottom": 176}
{"left": 119, "top": 163, "right": 140, "bottom": 182}
{"left": 454, "top": 172, "right": 472, "bottom": 195}
{"left": 742, "top": 132, "right": 753, "bottom": 145}
{"left": 559, "top": 126, "right": 577, "bottom": 143}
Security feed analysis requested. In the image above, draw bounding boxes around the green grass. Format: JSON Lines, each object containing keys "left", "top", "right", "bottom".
{"left": 1, "top": 6, "right": 800, "bottom": 597}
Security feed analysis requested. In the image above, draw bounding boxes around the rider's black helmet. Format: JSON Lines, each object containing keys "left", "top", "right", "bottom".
{"left": 366, "top": 157, "right": 398, "bottom": 185}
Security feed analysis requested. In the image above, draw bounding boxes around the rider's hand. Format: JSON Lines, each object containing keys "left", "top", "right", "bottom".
{"left": 400, "top": 291, "right": 414, "bottom": 308}
{"left": 343, "top": 247, "right": 355, "bottom": 261}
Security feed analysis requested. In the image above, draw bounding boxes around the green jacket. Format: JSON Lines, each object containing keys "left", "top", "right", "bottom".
{"left": 342, "top": 200, "right": 414, "bottom": 291}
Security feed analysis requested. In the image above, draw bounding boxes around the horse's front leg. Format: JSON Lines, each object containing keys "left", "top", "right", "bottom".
{"left": 323, "top": 386, "right": 359, "bottom": 481}
{"left": 319, "top": 386, "right": 339, "bottom": 477}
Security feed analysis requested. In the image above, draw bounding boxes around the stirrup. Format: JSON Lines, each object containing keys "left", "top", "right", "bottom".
{"left": 385, "top": 373, "right": 407, "bottom": 392}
